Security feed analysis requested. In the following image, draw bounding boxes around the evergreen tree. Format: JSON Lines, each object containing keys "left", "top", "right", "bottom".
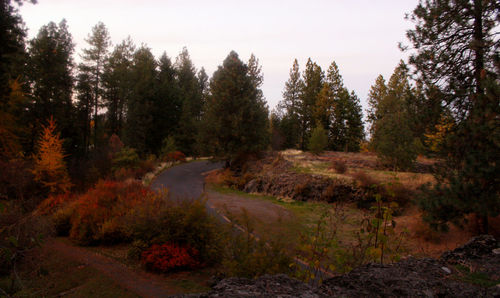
{"left": 102, "top": 37, "right": 135, "bottom": 135}
{"left": 366, "top": 75, "right": 388, "bottom": 138}
{"left": 153, "top": 52, "right": 181, "bottom": 154}
{"left": 200, "top": 51, "right": 268, "bottom": 164}
{"left": 124, "top": 46, "right": 157, "bottom": 155}
{"left": 344, "top": 91, "right": 364, "bottom": 152}
{"left": 0, "top": 0, "right": 30, "bottom": 108}
{"left": 26, "top": 20, "right": 75, "bottom": 153}
{"left": 299, "top": 59, "right": 323, "bottom": 149}
{"left": 278, "top": 59, "right": 303, "bottom": 148}
{"left": 81, "top": 22, "right": 111, "bottom": 147}
{"left": 404, "top": 0, "right": 500, "bottom": 232}
{"left": 313, "top": 83, "right": 334, "bottom": 134}
{"left": 248, "top": 53, "right": 265, "bottom": 105}
{"left": 320, "top": 61, "right": 364, "bottom": 152}
{"left": 404, "top": 0, "right": 499, "bottom": 121}
{"left": 175, "top": 48, "right": 202, "bottom": 156}
{"left": 75, "top": 64, "right": 93, "bottom": 156}
{"left": 308, "top": 124, "right": 328, "bottom": 155}
{"left": 372, "top": 62, "right": 418, "bottom": 170}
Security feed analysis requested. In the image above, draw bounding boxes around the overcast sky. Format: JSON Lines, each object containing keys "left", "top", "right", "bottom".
{"left": 19, "top": 0, "right": 418, "bottom": 114}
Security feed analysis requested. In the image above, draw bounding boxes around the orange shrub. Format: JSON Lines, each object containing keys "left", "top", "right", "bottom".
{"left": 68, "top": 180, "right": 161, "bottom": 245}
{"left": 37, "top": 192, "right": 75, "bottom": 215}
{"left": 141, "top": 243, "right": 199, "bottom": 272}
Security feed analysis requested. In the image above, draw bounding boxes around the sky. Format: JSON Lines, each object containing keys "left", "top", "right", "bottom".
{"left": 19, "top": 0, "right": 418, "bottom": 114}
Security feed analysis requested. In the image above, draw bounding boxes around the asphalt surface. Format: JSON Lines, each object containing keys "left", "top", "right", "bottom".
{"left": 150, "top": 160, "right": 223, "bottom": 199}
{"left": 150, "top": 159, "right": 333, "bottom": 282}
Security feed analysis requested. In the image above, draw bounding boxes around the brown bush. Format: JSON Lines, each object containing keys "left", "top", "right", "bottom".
{"left": 331, "top": 160, "right": 347, "bottom": 174}
{"left": 294, "top": 181, "right": 310, "bottom": 196}
{"left": 351, "top": 171, "right": 378, "bottom": 188}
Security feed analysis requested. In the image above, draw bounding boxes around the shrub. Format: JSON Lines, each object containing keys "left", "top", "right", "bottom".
{"left": 0, "top": 202, "right": 51, "bottom": 276}
{"left": 308, "top": 125, "right": 328, "bottom": 155}
{"left": 141, "top": 243, "right": 199, "bottom": 272}
{"left": 68, "top": 180, "right": 155, "bottom": 245}
{"left": 52, "top": 203, "right": 76, "bottom": 236}
{"left": 331, "top": 160, "right": 347, "bottom": 174}
{"left": 126, "top": 197, "right": 225, "bottom": 265}
{"left": 351, "top": 171, "right": 378, "bottom": 188}
{"left": 0, "top": 159, "right": 40, "bottom": 211}
{"left": 161, "top": 136, "right": 177, "bottom": 157}
{"left": 112, "top": 147, "right": 140, "bottom": 172}
{"left": 220, "top": 210, "right": 293, "bottom": 278}
{"left": 108, "top": 134, "right": 124, "bottom": 157}
{"left": 163, "top": 151, "right": 186, "bottom": 163}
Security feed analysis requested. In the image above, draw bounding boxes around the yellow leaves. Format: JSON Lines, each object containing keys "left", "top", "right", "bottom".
{"left": 424, "top": 115, "right": 454, "bottom": 153}
{"left": 32, "top": 116, "right": 72, "bottom": 194}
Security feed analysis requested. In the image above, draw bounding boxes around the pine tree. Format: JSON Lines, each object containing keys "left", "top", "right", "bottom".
{"left": 300, "top": 59, "right": 324, "bottom": 149}
{"left": 75, "top": 65, "right": 93, "bottom": 156}
{"left": 0, "top": 0, "right": 31, "bottom": 108}
{"left": 308, "top": 124, "right": 328, "bottom": 155}
{"left": 27, "top": 20, "right": 75, "bottom": 154}
{"left": 403, "top": 0, "right": 499, "bottom": 121}
{"left": 32, "top": 116, "right": 72, "bottom": 194}
{"left": 153, "top": 52, "right": 181, "bottom": 155}
{"left": 200, "top": 51, "right": 268, "bottom": 164}
{"left": 344, "top": 91, "right": 364, "bottom": 152}
{"left": 278, "top": 59, "right": 303, "bottom": 148}
{"left": 102, "top": 37, "right": 135, "bottom": 135}
{"left": 372, "top": 62, "right": 418, "bottom": 170}
{"left": 314, "top": 83, "right": 334, "bottom": 134}
{"left": 175, "top": 48, "right": 202, "bottom": 156}
{"left": 405, "top": 0, "right": 499, "bottom": 232}
{"left": 366, "top": 75, "right": 388, "bottom": 138}
{"left": 124, "top": 46, "right": 157, "bottom": 155}
{"left": 81, "top": 22, "right": 111, "bottom": 147}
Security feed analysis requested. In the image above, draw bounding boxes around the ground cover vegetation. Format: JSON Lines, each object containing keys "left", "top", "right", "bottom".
{"left": 0, "top": 0, "right": 498, "bottom": 295}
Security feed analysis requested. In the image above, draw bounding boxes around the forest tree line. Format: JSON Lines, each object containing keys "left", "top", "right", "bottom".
{"left": 1, "top": 0, "right": 498, "bottom": 233}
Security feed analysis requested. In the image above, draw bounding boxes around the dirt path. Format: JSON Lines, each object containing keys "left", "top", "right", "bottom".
{"left": 45, "top": 239, "right": 177, "bottom": 298}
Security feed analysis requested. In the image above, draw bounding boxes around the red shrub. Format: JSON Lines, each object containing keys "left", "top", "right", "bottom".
{"left": 141, "top": 243, "right": 199, "bottom": 272}
{"left": 164, "top": 151, "right": 186, "bottom": 163}
{"left": 37, "top": 192, "right": 75, "bottom": 215}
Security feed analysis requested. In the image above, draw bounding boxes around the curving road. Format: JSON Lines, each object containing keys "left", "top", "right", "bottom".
{"left": 151, "top": 160, "right": 223, "bottom": 199}
{"left": 150, "top": 159, "right": 333, "bottom": 282}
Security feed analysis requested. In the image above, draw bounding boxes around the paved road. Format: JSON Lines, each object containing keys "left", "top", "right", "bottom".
{"left": 150, "top": 160, "right": 333, "bottom": 282}
{"left": 151, "top": 160, "right": 223, "bottom": 199}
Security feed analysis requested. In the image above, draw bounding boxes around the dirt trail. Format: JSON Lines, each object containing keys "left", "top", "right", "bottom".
{"left": 45, "top": 239, "right": 176, "bottom": 298}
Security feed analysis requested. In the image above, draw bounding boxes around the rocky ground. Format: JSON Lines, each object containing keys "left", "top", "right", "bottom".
{"left": 238, "top": 154, "right": 363, "bottom": 203}
{"left": 185, "top": 235, "right": 500, "bottom": 297}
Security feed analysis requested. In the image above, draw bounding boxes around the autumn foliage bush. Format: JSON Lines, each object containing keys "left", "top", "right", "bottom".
{"left": 163, "top": 151, "right": 186, "bottom": 163}
{"left": 141, "top": 243, "right": 199, "bottom": 272}
{"left": 40, "top": 179, "right": 224, "bottom": 266}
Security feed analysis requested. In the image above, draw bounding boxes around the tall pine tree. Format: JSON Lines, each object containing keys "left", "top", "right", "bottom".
{"left": 81, "top": 22, "right": 110, "bottom": 147}
{"left": 27, "top": 20, "right": 75, "bottom": 154}
{"left": 404, "top": 0, "right": 499, "bottom": 232}
{"left": 299, "top": 59, "right": 323, "bottom": 149}
{"left": 200, "top": 51, "right": 268, "bottom": 165}
{"left": 278, "top": 59, "right": 303, "bottom": 148}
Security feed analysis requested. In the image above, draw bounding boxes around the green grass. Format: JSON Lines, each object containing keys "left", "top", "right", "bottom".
{"left": 454, "top": 264, "right": 500, "bottom": 288}
{"left": 208, "top": 184, "right": 365, "bottom": 245}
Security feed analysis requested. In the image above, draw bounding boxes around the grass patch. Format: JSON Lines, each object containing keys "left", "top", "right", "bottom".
{"left": 454, "top": 264, "right": 500, "bottom": 288}
{"left": 207, "top": 184, "right": 365, "bottom": 246}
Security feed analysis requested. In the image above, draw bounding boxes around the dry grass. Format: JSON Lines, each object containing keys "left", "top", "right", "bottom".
{"left": 283, "top": 150, "right": 436, "bottom": 190}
